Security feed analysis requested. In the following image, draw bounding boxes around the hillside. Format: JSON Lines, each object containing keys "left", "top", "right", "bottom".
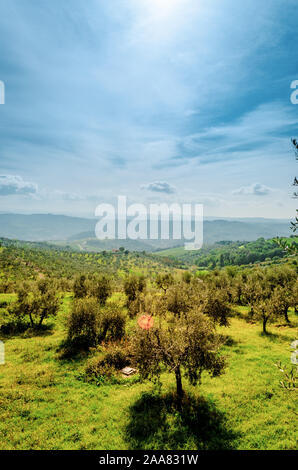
{"left": 156, "top": 237, "right": 297, "bottom": 268}
{"left": 0, "top": 214, "right": 292, "bottom": 251}
{"left": 0, "top": 238, "right": 178, "bottom": 286}
{"left": 0, "top": 235, "right": 297, "bottom": 451}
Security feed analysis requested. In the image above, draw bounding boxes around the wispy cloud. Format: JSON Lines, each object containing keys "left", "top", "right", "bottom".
{"left": 232, "top": 183, "right": 273, "bottom": 197}
{"left": 169, "top": 102, "right": 298, "bottom": 166}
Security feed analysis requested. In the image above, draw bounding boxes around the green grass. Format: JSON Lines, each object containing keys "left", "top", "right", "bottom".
{"left": 155, "top": 247, "right": 186, "bottom": 257}
{"left": 0, "top": 297, "right": 297, "bottom": 450}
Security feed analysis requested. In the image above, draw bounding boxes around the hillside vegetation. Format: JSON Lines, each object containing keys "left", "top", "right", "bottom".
{"left": 0, "top": 238, "right": 177, "bottom": 290}
{"left": 156, "top": 237, "right": 296, "bottom": 268}
{"left": 0, "top": 238, "right": 297, "bottom": 450}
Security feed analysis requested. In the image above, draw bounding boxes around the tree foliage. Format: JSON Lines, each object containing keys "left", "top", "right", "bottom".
{"left": 132, "top": 309, "right": 225, "bottom": 409}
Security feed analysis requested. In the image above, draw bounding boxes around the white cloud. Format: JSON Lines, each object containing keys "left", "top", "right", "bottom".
{"left": 0, "top": 175, "right": 37, "bottom": 196}
{"left": 141, "top": 181, "right": 176, "bottom": 194}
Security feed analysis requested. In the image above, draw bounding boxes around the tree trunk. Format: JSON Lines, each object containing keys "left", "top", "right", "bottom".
{"left": 284, "top": 307, "right": 290, "bottom": 324}
{"left": 28, "top": 312, "right": 35, "bottom": 328}
{"left": 262, "top": 316, "right": 268, "bottom": 334}
{"left": 175, "top": 366, "right": 183, "bottom": 410}
{"left": 38, "top": 314, "right": 45, "bottom": 327}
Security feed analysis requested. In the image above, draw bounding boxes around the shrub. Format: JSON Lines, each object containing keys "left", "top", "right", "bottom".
{"left": 64, "top": 298, "right": 126, "bottom": 356}
{"left": 182, "top": 271, "right": 192, "bottom": 284}
{"left": 103, "top": 342, "right": 131, "bottom": 369}
{"left": 84, "top": 342, "right": 131, "bottom": 384}
{"left": 128, "top": 291, "right": 167, "bottom": 318}
{"left": 84, "top": 359, "right": 116, "bottom": 384}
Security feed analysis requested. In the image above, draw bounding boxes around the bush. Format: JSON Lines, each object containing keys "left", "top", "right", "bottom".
{"left": 155, "top": 273, "right": 174, "bottom": 292}
{"left": 0, "top": 309, "right": 29, "bottom": 334}
{"left": 84, "top": 341, "right": 131, "bottom": 384}
{"left": 103, "top": 342, "right": 131, "bottom": 369}
{"left": 84, "top": 359, "right": 116, "bottom": 384}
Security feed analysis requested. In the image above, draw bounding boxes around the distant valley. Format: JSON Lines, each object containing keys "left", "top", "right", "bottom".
{"left": 0, "top": 213, "right": 292, "bottom": 252}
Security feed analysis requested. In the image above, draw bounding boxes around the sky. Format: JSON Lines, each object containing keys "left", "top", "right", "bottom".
{"left": 0, "top": 0, "right": 297, "bottom": 219}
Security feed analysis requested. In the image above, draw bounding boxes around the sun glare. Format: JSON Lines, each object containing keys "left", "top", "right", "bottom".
{"left": 143, "top": 0, "right": 183, "bottom": 18}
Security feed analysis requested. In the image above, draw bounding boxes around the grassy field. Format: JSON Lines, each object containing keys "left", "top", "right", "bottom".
{"left": 0, "top": 294, "right": 297, "bottom": 450}
{"left": 155, "top": 247, "right": 186, "bottom": 257}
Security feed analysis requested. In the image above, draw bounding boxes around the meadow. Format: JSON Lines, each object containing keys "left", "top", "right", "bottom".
{"left": 0, "top": 293, "right": 296, "bottom": 450}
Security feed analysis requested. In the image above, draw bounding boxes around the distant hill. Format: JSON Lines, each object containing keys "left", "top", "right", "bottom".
{"left": 0, "top": 213, "right": 292, "bottom": 251}
{"left": 202, "top": 219, "right": 291, "bottom": 244}
{"left": 0, "top": 213, "right": 95, "bottom": 241}
{"left": 156, "top": 237, "right": 293, "bottom": 268}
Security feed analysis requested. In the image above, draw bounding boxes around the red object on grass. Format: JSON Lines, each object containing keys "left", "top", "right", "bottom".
{"left": 138, "top": 315, "right": 154, "bottom": 330}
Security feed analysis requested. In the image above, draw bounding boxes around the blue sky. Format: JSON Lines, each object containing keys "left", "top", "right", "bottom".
{"left": 0, "top": 0, "right": 297, "bottom": 218}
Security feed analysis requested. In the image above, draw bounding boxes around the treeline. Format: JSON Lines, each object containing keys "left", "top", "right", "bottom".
{"left": 198, "top": 238, "right": 288, "bottom": 267}
{"left": 162, "top": 238, "right": 290, "bottom": 268}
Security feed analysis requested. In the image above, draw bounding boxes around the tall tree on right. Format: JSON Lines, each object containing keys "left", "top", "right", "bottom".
{"left": 275, "top": 139, "right": 298, "bottom": 254}
{"left": 291, "top": 138, "right": 298, "bottom": 231}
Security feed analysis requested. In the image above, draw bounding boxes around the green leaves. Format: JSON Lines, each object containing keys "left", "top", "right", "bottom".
{"left": 273, "top": 236, "right": 298, "bottom": 255}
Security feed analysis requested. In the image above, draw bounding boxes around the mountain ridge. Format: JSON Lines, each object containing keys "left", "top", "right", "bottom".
{"left": 0, "top": 213, "right": 292, "bottom": 251}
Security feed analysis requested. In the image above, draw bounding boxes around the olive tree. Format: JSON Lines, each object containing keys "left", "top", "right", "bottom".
{"left": 200, "top": 287, "right": 231, "bottom": 326}
{"left": 73, "top": 274, "right": 87, "bottom": 299}
{"left": 66, "top": 299, "right": 126, "bottom": 352}
{"left": 124, "top": 274, "right": 146, "bottom": 303}
{"left": 11, "top": 279, "right": 60, "bottom": 328}
{"left": 91, "top": 275, "right": 112, "bottom": 306}
{"left": 66, "top": 297, "right": 100, "bottom": 350}
{"left": 131, "top": 309, "right": 225, "bottom": 409}
{"left": 165, "top": 281, "right": 231, "bottom": 327}
{"left": 254, "top": 285, "right": 283, "bottom": 334}
{"left": 155, "top": 273, "right": 174, "bottom": 292}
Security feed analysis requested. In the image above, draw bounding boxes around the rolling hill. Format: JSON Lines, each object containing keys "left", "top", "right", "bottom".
{"left": 0, "top": 213, "right": 292, "bottom": 251}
